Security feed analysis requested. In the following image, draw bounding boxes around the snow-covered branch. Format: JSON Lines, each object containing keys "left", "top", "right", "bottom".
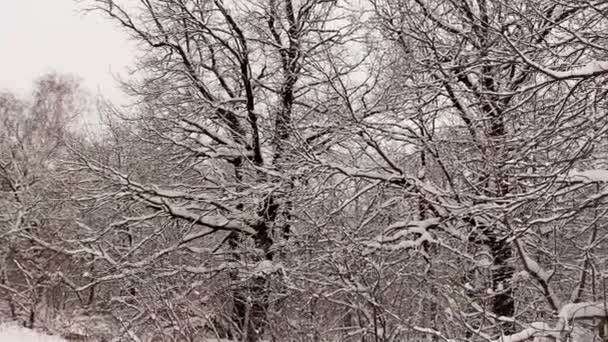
{"left": 505, "top": 35, "right": 608, "bottom": 80}
{"left": 494, "top": 302, "right": 608, "bottom": 342}
{"left": 366, "top": 218, "right": 441, "bottom": 251}
{"left": 515, "top": 239, "right": 560, "bottom": 311}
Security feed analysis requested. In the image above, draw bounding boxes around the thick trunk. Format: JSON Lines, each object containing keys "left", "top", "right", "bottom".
{"left": 228, "top": 1, "right": 299, "bottom": 334}
{"left": 488, "top": 230, "right": 515, "bottom": 334}
{"left": 229, "top": 199, "right": 277, "bottom": 342}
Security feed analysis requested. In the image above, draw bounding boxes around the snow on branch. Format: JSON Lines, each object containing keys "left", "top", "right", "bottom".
{"left": 504, "top": 36, "right": 608, "bottom": 80}
{"left": 366, "top": 218, "right": 441, "bottom": 251}
{"left": 413, "top": 326, "right": 458, "bottom": 342}
{"left": 541, "top": 60, "right": 608, "bottom": 80}
{"left": 492, "top": 322, "right": 556, "bottom": 342}
{"left": 514, "top": 239, "right": 560, "bottom": 311}
{"left": 559, "top": 302, "right": 608, "bottom": 322}
{"left": 561, "top": 169, "right": 608, "bottom": 184}
{"left": 156, "top": 197, "right": 257, "bottom": 235}
{"left": 494, "top": 302, "right": 608, "bottom": 342}
{"left": 72, "top": 154, "right": 257, "bottom": 235}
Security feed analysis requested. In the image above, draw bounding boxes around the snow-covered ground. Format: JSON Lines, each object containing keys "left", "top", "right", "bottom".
{"left": 0, "top": 324, "right": 256, "bottom": 342}
{"left": 0, "top": 324, "right": 66, "bottom": 342}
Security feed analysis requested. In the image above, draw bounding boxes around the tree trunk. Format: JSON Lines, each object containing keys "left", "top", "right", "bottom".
{"left": 488, "top": 230, "right": 515, "bottom": 334}
{"left": 232, "top": 275, "right": 270, "bottom": 342}
{"left": 229, "top": 203, "right": 276, "bottom": 342}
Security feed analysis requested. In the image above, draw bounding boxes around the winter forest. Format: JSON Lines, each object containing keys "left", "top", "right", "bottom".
{"left": 3, "top": 0, "right": 608, "bottom": 341}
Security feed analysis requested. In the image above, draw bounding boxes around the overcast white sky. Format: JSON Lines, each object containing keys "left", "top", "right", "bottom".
{"left": 0, "top": 0, "right": 135, "bottom": 103}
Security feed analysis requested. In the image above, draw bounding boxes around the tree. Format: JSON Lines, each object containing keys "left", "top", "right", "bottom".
{"left": 0, "top": 73, "right": 86, "bottom": 328}
{"left": 343, "top": 0, "right": 608, "bottom": 339}
{"left": 11, "top": 1, "right": 608, "bottom": 341}
{"left": 72, "top": 0, "right": 368, "bottom": 340}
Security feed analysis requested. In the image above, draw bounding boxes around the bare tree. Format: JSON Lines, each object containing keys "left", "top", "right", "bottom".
{"left": 340, "top": 0, "right": 608, "bottom": 339}
{"left": 69, "top": 0, "right": 368, "bottom": 340}
{"left": 0, "top": 73, "right": 85, "bottom": 329}
{"left": 7, "top": 1, "right": 607, "bottom": 341}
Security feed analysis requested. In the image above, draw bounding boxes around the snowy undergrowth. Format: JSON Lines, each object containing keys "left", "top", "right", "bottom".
{"left": 0, "top": 324, "right": 66, "bottom": 342}
{"left": 0, "top": 322, "right": 264, "bottom": 342}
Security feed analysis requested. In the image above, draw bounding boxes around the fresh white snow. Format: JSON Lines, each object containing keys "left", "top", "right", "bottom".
{"left": 0, "top": 324, "right": 66, "bottom": 342}
{"left": 492, "top": 322, "right": 554, "bottom": 342}
{"left": 558, "top": 302, "right": 608, "bottom": 321}
{"left": 565, "top": 169, "right": 608, "bottom": 183}
{"left": 0, "top": 325, "right": 245, "bottom": 342}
